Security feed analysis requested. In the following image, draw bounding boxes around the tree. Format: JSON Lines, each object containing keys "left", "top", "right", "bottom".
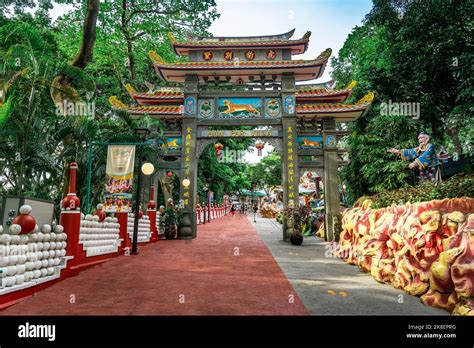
{"left": 248, "top": 150, "right": 282, "bottom": 195}
{"left": 332, "top": 0, "right": 473, "bottom": 202}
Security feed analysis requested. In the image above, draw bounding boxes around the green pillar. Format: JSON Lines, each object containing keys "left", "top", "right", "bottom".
{"left": 322, "top": 118, "right": 341, "bottom": 242}
{"left": 179, "top": 74, "right": 199, "bottom": 239}
{"left": 281, "top": 73, "right": 298, "bottom": 241}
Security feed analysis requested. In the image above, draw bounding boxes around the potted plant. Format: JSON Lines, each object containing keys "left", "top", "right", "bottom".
{"left": 159, "top": 205, "right": 183, "bottom": 239}
{"left": 284, "top": 205, "right": 311, "bottom": 245}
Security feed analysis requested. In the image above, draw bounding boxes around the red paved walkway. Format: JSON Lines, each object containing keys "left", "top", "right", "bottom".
{"left": 1, "top": 215, "right": 308, "bottom": 315}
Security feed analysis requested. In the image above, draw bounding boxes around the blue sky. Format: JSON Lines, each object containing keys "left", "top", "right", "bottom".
{"left": 209, "top": 0, "right": 373, "bottom": 82}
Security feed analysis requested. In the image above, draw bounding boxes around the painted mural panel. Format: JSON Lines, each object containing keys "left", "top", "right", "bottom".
{"left": 184, "top": 96, "right": 196, "bottom": 115}
{"left": 265, "top": 98, "right": 281, "bottom": 117}
{"left": 218, "top": 97, "right": 262, "bottom": 118}
{"left": 160, "top": 136, "right": 182, "bottom": 150}
{"left": 198, "top": 99, "right": 214, "bottom": 118}
{"left": 297, "top": 135, "right": 323, "bottom": 150}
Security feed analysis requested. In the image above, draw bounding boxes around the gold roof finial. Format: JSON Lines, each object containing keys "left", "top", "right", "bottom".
{"left": 108, "top": 96, "right": 128, "bottom": 109}
{"left": 346, "top": 80, "right": 357, "bottom": 90}
{"left": 316, "top": 48, "right": 332, "bottom": 62}
{"left": 168, "top": 32, "right": 177, "bottom": 44}
{"left": 302, "top": 31, "right": 312, "bottom": 39}
{"left": 357, "top": 91, "right": 375, "bottom": 105}
{"left": 148, "top": 51, "right": 167, "bottom": 64}
{"left": 124, "top": 83, "right": 136, "bottom": 94}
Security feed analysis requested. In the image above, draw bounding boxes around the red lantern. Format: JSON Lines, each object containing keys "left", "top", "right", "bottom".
{"left": 255, "top": 141, "right": 265, "bottom": 156}
{"left": 214, "top": 143, "right": 224, "bottom": 157}
{"left": 167, "top": 171, "right": 174, "bottom": 178}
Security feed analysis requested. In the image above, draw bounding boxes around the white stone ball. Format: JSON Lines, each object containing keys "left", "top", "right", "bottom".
{"left": 15, "top": 274, "right": 25, "bottom": 285}
{"left": 6, "top": 265, "right": 17, "bottom": 276}
{"left": 41, "top": 259, "right": 48, "bottom": 268}
{"left": 8, "top": 255, "right": 18, "bottom": 265}
{"left": 19, "top": 205, "right": 32, "bottom": 215}
{"left": 33, "top": 270, "right": 41, "bottom": 279}
{"left": 49, "top": 250, "right": 55, "bottom": 258}
{"left": 55, "top": 224, "right": 64, "bottom": 233}
{"left": 49, "top": 242, "right": 56, "bottom": 250}
{"left": 50, "top": 232, "right": 57, "bottom": 241}
{"left": 41, "top": 224, "right": 52, "bottom": 234}
{"left": 33, "top": 224, "right": 39, "bottom": 233}
{"left": 19, "top": 235, "right": 29, "bottom": 244}
{"left": 9, "top": 245, "right": 18, "bottom": 253}
{"left": 43, "top": 233, "right": 51, "bottom": 242}
{"left": 61, "top": 233, "right": 67, "bottom": 241}
{"left": 61, "top": 241, "right": 67, "bottom": 249}
{"left": 54, "top": 250, "right": 61, "bottom": 258}
{"left": 16, "top": 264, "right": 26, "bottom": 274}
{"left": 59, "top": 249, "right": 66, "bottom": 257}
{"left": 34, "top": 261, "right": 42, "bottom": 269}
{"left": 19, "top": 244, "right": 28, "bottom": 253}
{"left": 0, "top": 256, "right": 8, "bottom": 267}
{"left": 93, "top": 215, "right": 100, "bottom": 222}
{"left": 0, "top": 234, "right": 11, "bottom": 244}
{"left": 0, "top": 225, "right": 3, "bottom": 234}
{"left": 43, "top": 242, "right": 50, "bottom": 250}
{"left": 53, "top": 258, "right": 60, "bottom": 266}
{"left": 18, "top": 255, "right": 27, "bottom": 264}
{"left": 36, "top": 232, "right": 44, "bottom": 242}
{"left": 42, "top": 251, "right": 49, "bottom": 259}
{"left": 46, "top": 267, "right": 54, "bottom": 276}
{"left": 36, "top": 242, "right": 44, "bottom": 251}
{"left": 47, "top": 259, "right": 54, "bottom": 267}
{"left": 9, "top": 224, "right": 21, "bottom": 235}
{"left": 5, "top": 276, "right": 16, "bottom": 286}
{"left": 25, "top": 261, "right": 35, "bottom": 271}
{"left": 24, "top": 271, "right": 33, "bottom": 282}
{"left": 81, "top": 213, "right": 85, "bottom": 220}
{"left": 10, "top": 235, "right": 20, "bottom": 244}
{"left": 29, "top": 233, "right": 38, "bottom": 242}
{"left": 40, "top": 268, "right": 47, "bottom": 277}
{"left": 85, "top": 214, "right": 93, "bottom": 221}
{"left": 35, "top": 252, "right": 43, "bottom": 261}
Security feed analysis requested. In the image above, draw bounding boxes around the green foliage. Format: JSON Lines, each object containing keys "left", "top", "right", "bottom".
{"left": 332, "top": 0, "right": 474, "bottom": 202}
{"left": 0, "top": 3, "right": 218, "bottom": 218}
{"left": 248, "top": 150, "right": 281, "bottom": 195}
{"left": 370, "top": 174, "right": 474, "bottom": 208}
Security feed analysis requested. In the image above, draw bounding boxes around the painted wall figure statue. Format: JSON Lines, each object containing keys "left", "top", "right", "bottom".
{"left": 389, "top": 132, "right": 441, "bottom": 183}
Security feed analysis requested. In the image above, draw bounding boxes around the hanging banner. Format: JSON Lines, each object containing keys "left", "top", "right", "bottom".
{"left": 104, "top": 145, "right": 135, "bottom": 212}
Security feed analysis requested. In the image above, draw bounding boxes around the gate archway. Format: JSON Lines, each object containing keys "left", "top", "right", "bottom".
{"left": 109, "top": 28, "right": 374, "bottom": 242}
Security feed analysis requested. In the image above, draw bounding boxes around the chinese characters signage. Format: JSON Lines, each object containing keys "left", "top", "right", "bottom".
{"left": 182, "top": 127, "right": 192, "bottom": 208}
{"left": 286, "top": 125, "right": 298, "bottom": 206}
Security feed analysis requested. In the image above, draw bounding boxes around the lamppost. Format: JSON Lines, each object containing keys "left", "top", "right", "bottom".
{"left": 252, "top": 182, "right": 257, "bottom": 222}
{"left": 203, "top": 185, "right": 209, "bottom": 223}
{"left": 132, "top": 127, "right": 151, "bottom": 255}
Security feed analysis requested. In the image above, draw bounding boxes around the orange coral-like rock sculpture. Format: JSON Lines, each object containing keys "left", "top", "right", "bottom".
{"left": 328, "top": 198, "right": 473, "bottom": 315}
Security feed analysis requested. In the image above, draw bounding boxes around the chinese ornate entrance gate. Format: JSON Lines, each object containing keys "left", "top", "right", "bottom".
{"left": 109, "top": 29, "right": 374, "bottom": 241}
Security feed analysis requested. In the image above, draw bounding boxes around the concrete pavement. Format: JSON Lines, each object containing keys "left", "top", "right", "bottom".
{"left": 250, "top": 215, "right": 447, "bottom": 315}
